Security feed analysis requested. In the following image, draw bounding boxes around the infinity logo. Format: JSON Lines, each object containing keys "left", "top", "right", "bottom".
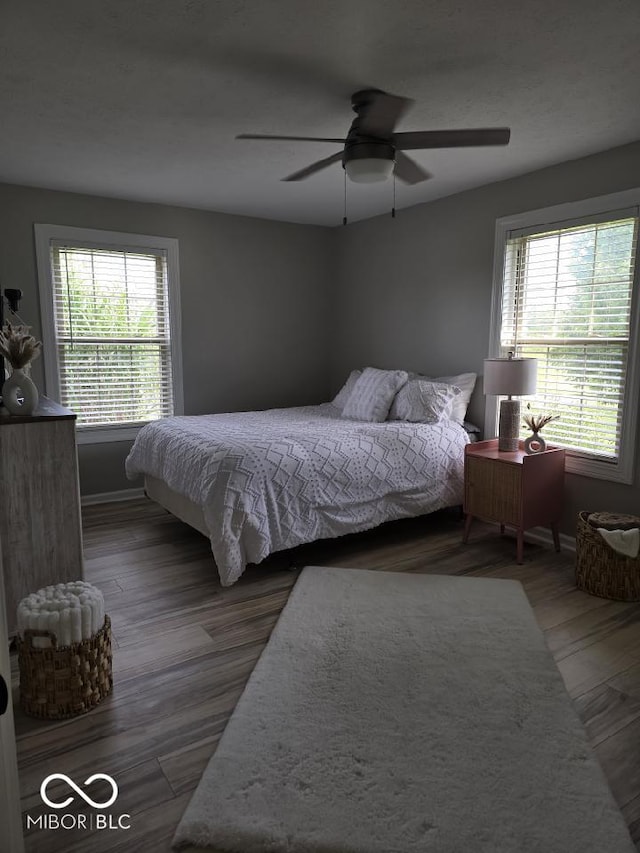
{"left": 40, "top": 774, "right": 119, "bottom": 810}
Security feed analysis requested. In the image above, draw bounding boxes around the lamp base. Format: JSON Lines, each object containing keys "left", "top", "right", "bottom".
{"left": 498, "top": 399, "right": 520, "bottom": 452}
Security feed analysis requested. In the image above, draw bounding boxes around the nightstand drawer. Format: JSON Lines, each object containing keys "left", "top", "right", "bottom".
{"left": 465, "top": 456, "right": 521, "bottom": 525}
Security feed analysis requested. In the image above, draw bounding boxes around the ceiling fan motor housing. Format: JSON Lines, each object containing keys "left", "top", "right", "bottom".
{"left": 343, "top": 89, "right": 396, "bottom": 175}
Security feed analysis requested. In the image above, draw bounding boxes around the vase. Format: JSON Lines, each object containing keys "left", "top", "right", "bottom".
{"left": 524, "top": 431, "right": 546, "bottom": 454}
{"left": 2, "top": 367, "right": 39, "bottom": 416}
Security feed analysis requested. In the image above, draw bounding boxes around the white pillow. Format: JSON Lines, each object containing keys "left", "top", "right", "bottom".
{"left": 332, "top": 369, "right": 362, "bottom": 411}
{"left": 342, "top": 368, "right": 409, "bottom": 422}
{"left": 433, "top": 372, "right": 477, "bottom": 424}
{"left": 388, "top": 380, "right": 461, "bottom": 423}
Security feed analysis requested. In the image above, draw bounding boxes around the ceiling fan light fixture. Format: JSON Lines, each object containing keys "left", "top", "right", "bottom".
{"left": 344, "top": 158, "right": 395, "bottom": 183}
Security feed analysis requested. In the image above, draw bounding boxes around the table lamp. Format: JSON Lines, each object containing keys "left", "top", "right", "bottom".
{"left": 483, "top": 353, "right": 537, "bottom": 451}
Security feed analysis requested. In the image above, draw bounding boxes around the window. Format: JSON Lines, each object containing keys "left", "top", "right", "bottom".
{"left": 490, "top": 189, "right": 640, "bottom": 483}
{"left": 35, "top": 225, "right": 182, "bottom": 443}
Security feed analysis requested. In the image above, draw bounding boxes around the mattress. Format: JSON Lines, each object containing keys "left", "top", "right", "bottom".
{"left": 126, "top": 403, "right": 469, "bottom": 585}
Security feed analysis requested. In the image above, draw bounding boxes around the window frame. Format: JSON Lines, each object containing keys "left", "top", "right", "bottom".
{"left": 488, "top": 188, "right": 640, "bottom": 484}
{"left": 35, "top": 224, "right": 184, "bottom": 444}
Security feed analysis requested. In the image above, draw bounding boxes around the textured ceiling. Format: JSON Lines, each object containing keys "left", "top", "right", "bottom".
{"left": 1, "top": 1, "right": 640, "bottom": 226}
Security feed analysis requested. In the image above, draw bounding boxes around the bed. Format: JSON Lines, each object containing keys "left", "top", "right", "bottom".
{"left": 125, "top": 402, "right": 470, "bottom": 586}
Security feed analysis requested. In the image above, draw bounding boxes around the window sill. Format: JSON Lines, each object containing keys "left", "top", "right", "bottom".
{"left": 76, "top": 425, "right": 146, "bottom": 445}
{"left": 563, "top": 449, "right": 633, "bottom": 484}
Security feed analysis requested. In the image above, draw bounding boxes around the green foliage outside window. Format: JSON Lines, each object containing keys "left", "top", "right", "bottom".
{"left": 53, "top": 247, "right": 172, "bottom": 427}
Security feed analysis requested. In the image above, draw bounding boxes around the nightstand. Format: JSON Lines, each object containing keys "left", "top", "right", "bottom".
{"left": 462, "top": 439, "right": 565, "bottom": 564}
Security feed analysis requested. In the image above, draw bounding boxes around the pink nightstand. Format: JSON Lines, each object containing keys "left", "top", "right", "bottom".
{"left": 462, "top": 439, "right": 565, "bottom": 564}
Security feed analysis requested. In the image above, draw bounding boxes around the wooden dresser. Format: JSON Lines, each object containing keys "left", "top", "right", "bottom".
{"left": 0, "top": 398, "right": 84, "bottom": 637}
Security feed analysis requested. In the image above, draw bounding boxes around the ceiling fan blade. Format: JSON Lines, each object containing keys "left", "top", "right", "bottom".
{"left": 282, "top": 151, "right": 344, "bottom": 181}
{"left": 394, "top": 128, "right": 511, "bottom": 150}
{"left": 394, "top": 152, "right": 432, "bottom": 185}
{"left": 237, "top": 134, "right": 345, "bottom": 143}
{"left": 359, "top": 92, "right": 413, "bottom": 138}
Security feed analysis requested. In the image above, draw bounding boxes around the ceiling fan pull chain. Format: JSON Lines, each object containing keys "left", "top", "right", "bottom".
{"left": 343, "top": 169, "right": 348, "bottom": 226}
{"left": 392, "top": 171, "right": 396, "bottom": 218}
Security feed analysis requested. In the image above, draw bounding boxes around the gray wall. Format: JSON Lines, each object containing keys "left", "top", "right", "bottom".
{"left": 332, "top": 141, "right": 640, "bottom": 532}
{"left": 0, "top": 183, "right": 334, "bottom": 494}
{"left": 3, "top": 140, "right": 640, "bottom": 525}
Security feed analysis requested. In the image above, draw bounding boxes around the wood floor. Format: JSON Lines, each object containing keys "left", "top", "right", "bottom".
{"left": 11, "top": 499, "right": 640, "bottom": 852}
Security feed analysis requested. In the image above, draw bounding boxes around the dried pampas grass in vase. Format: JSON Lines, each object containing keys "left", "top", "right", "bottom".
{"left": 0, "top": 323, "right": 42, "bottom": 416}
{"left": 523, "top": 407, "right": 559, "bottom": 455}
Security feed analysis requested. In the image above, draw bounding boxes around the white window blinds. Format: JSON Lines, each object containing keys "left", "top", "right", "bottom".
{"left": 50, "top": 242, "right": 175, "bottom": 428}
{"left": 501, "top": 214, "right": 638, "bottom": 460}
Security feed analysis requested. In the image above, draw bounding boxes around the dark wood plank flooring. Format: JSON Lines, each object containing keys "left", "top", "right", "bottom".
{"left": 10, "top": 499, "right": 640, "bottom": 852}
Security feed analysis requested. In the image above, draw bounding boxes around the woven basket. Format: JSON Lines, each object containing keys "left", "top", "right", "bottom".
{"left": 575, "top": 511, "right": 640, "bottom": 601}
{"left": 17, "top": 615, "right": 113, "bottom": 720}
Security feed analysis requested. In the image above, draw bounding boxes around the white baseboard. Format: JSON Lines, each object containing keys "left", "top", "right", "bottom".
{"left": 483, "top": 521, "right": 576, "bottom": 553}
{"left": 81, "top": 487, "right": 146, "bottom": 506}
{"left": 524, "top": 526, "right": 576, "bottom": 553}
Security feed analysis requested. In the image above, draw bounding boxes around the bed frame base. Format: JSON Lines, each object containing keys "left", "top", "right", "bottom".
{"left": 144, "top": 476, "right": 210, "bottom": 538}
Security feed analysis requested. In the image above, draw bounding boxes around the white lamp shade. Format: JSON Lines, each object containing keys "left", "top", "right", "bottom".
{"left": 483, "top": 357, "right": 537, "bottom": 396}
{"left": 344, "top": 158, "right": 394, "bottom": 183}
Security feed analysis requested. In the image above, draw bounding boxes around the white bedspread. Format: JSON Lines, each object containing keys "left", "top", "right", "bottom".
{"left": 125, "top": 404, "right": 469, "bottom": 586}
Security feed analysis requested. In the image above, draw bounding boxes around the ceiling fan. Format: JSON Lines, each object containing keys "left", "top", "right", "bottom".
{"left": 237, "top": 88, "right": 511, "bottom": 184}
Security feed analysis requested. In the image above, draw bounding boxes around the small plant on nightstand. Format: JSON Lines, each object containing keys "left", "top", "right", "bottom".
{"left": 523, "top": 406, "right": 559, "bottom": 455}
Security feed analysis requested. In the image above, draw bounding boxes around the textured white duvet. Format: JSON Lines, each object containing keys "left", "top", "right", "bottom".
{"left": 125, "top": 404, "right": 469, "bottom": 586}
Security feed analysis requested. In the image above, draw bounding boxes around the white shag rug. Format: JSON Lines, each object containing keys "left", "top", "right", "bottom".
{"left": 173, "top": 567, "right": 634, "bottom": 853}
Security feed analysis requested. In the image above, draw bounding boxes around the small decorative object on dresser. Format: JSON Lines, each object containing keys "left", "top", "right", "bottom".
{"left": 463, "top": 439, "right": 565, "bottom": 564}
{"left": 0, "top": 323, "right": 42, "bottom": 416}
{"left": 523, "top": 408, "right": 559, "bottom": 455}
